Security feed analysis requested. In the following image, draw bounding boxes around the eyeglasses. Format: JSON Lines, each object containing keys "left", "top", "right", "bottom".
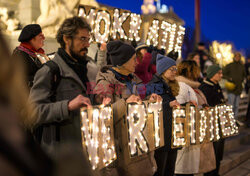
{"left": 169, "top": 67, "right": 177, "bottom": 72}
{"left": 73, "top": 36, "right": 91, "bottom": 43}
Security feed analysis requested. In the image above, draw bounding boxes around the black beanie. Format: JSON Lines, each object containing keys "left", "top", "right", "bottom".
{"left": 18, "top": 24, "right": 42, "bottom": 42}
{"left": 107, "top": 40, "right": 135, "bottom": 66}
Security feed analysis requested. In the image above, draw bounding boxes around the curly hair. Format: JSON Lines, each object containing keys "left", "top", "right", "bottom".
{"left": 177, "top": 60, "right": 200, "bottom": 81}
{"left": 56, "top": 16, "right": 91, "bottom": 49}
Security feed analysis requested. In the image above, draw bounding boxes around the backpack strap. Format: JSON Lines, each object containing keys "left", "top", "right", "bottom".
{"left": 32, "top": 60, "right": 62, "bottom": 143}
{"left": 44, "top": 60, "right": 61, "bottom": 141}
{"left": 44, "top": 60, "right": 61, "bottom": 102}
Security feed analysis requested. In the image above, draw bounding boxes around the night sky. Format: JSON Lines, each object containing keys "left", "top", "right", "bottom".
{"left": 96, "top": 0, "right": 250, "bottom": 56}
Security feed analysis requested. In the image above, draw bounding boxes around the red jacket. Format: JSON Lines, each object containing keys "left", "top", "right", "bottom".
{"left": 135, "top": 52, "right": 153, "bottom": 84}
{"left": 149, "top": 64, "right": 156, "bottom": 75}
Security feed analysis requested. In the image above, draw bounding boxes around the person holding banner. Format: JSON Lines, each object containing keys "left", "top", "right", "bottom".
{"left": 29, "top": 17, "right": 92, "bottom": 157}
{"left": 95, "top": 40, "right": 161, "bottom": 176}
{"left": 147, "top": 54, "right": 180, "bottom": 176}
{"left": 175, "top": 60, "right": 216, "bottom": 175}
{"left": 199, "top": 65, "right": 225, "bottom": 176}
{"left": 174, "top": 61, "right": 199, "bottom": 176}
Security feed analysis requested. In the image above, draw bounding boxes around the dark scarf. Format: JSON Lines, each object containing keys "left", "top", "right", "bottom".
{"left": 109, "top": 67, "right": 134, "bottom": 84}
{"left": 58, "top": 48, "right": 89, "bottom": 87}
{"left": 109, "top": 67, "right": 137, "bottom": 95}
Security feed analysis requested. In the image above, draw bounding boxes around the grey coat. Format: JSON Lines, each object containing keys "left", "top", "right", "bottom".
{"left": 29, "top": 52, "right": 87, "bottom": 157}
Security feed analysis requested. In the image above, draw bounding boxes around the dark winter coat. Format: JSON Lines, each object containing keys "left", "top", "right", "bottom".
{"left": 147, "top": 74, "right": 176, "bottom": 150}
{"left": 198, "top": 79, "right": 225, "bottom": 106}
{"left": 29, "top": 51, "right": 88, "bottom": 158}
{"left": 223, "top": 61, "right": 246, "bottom": 95}
{"left": 198, "top": 78, "right": 225, "bottom": 165}
{"left": 12, "top": 47, "right": 42, "bottom": 89}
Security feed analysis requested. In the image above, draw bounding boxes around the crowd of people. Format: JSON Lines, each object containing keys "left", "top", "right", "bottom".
{"left": 0, "top": 16, "right": 249, "bottom": 176}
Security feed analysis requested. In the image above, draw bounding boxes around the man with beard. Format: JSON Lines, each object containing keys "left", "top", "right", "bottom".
{"left": 29, "top": 17, "right": 92, "bottom": 158}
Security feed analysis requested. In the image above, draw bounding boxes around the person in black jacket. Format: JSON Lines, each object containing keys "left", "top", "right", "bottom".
{"left": 199, "top": 65, "right": 225, "bottom": 176}
{"left": 147, "top": 54, "right": 180, "bottom": 176}
{"left": 12, "top": 24, "right": 49, "bottom": 90}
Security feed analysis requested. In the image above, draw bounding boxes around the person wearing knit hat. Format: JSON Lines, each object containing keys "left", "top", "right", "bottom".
{"left": 12, "top": 24, "right": 48, "bottom": 90}
{"left": 147, "top": 54, "right": 180, "bottom": 176}
{"left": 95, "top": 40, "right": 161, "bottom": 175}
{"left": 199, "top": 65, "right": 225, "bottom": 176}
{"left": 206, "top": 64, "right": 221, "bottom": 79}
{"left": 156, "top": 54, "right": 176, "bottom": 75}
{"left": 107, "top": 40, "right": 135, "bottom": 67}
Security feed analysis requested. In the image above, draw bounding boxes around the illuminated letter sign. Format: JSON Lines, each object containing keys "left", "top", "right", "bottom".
{"left": 146, "top": 19, "right": 160, "bottom": 46}
{"left": 148, "top": 102, "right": 163, "bottom": 147}
{"left": 160, "top": 20, "right": 171, "bottom": 50}
{"left": 188, "top": 105, "right": 198, "bottom": 144}
{"left": 80, "top": 106, "right": 116, "bottom": 169}
{"left": 99, "top": 106, "right": 116, "bottom": 166}
{"left": 172, "top": 107, "right": 186, "bottom": 147}
{"left": 217, "top": 105, "right": 239, "bottom": 137}
{"left": 112, "top": 9, "right": 130, "bottom": 40}
{"left": 81, "top": 109, "right": 100, "bottom": 169}
{"left": 94, "top": 10, "right": 111, "bottom": 43}
{"left": 129, "top": 13, "right": 142, "bottom": 41}
{"left": 78, "top": 7, "right": 96, "bottom": 29}
{"left": 127, "top": 103, "right": 148, "bottom": 156}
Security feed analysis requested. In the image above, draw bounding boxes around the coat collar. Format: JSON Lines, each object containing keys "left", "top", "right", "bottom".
{"left": 203, "top": 79, "right": 215, "bottom": 86}
{"left": 150, "top": 74, "right": 170, "bottom": 88}
{"left": 176, "top": 76, "right": 200, "bottom": 89}
{"left": 53, "top": 52, "right": 86, "bottom": 91}
{"left": 98, "top": 65, "right": 143, "bottom": 85}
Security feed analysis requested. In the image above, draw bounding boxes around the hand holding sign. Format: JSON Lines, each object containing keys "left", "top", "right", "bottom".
{"left": 169, "top": 100, "right": 180, "bottom": 108}
{"left": 126, "top": 94, "right": 142, "bottom": 104}
{"left": 100, "top": 42, "right": 107, "bottom": 51}
{"left": 102, "top": 97, "right": 111, "bottom": 106}
{"left": 149, "top": 93, "right": 162, "bottom": 103}
{"left": 68, "top": 94, "right": 92, "bottom": 111}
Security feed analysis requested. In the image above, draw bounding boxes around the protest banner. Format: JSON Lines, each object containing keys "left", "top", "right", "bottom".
{"left": 80, "top": 102, "right": 238, "bottom": 169}
{"left": 171, "top": 103, "right": 238, "bottom": 148}
{"left": 77, "top": 5, "right": 185, "bottom": 54}
{"left": 80, "top": 106, "right": 116, "bottom": 170}
{"left": 126, "top": 102, "right": 165, "bottom": 158}
{"left": 216, "top": 104, "right": 239, "bottom": 138}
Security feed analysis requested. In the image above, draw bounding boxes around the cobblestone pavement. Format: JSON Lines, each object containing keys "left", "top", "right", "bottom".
{"left": 194, "top": 159, "right": 250, "bottom": 176}
{"left": 222, "top": 159, "right": 250, "bottom": 176}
